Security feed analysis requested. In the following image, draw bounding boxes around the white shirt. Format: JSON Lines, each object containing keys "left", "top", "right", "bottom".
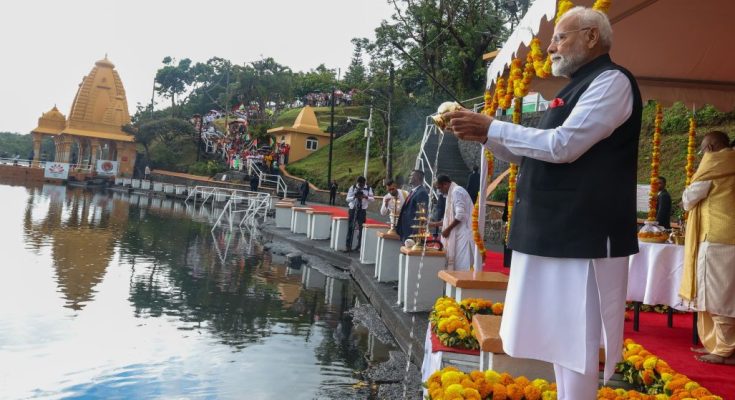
{"left": 380, "top": 189, "right": 407, "bottom": 216}
{"left": 346, "top": 184, "right": 375, "bottom": 210}
{"left": 484, "top": 70, "right": 633, "bottom": 164}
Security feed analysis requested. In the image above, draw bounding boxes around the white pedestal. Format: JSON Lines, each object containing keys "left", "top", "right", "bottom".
{"left": 275, "top": 203, "right": 292, "bottom": 228}
{"left": 163, "top": 184, "right": 175, "bottom": 194}
{"left": 376, "top": 232, "right": 402, "bottom": 282}
{"left": 324, "top": 276, "right": 344, "bottom": 307}
{"left": 330, "top": 217, "right": 351, "bottom": 251}
{"left": 153, "top": 182, "right": 163, "bottom": 192}
{"left": 123, "top": 178, "right": 132, "bottom": 187}
{"left": 175, "top": 185, "right": 186, "bottom": 195}
{"left": 141, "top": 180, "right": 151, "bottom": 190}
{"left": 291, "top": 207, "right": 311, "bottom": 234}
{"left": 360, "top": 224, "right": 387, "bottom": 264}
{"left": 114, "top": 177, "right": 122, "bottom": 185}
{"left": 438, "top": 271, "right": 509, "bottom": 303}
{"left": 400, "top": 247, "right": 446, "bottom": 312}
{"left": 131, "top": 179, "right": 141, "bottom": 189}
{"left": 307, "top": 211, "right": 332, "bottom": 240}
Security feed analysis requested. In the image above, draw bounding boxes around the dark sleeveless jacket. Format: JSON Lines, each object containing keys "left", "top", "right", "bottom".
{"left": 507, "top": 54, "right": 642, "bottom": 259}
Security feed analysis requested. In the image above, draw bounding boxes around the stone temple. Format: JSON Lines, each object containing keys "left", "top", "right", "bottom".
{"left": 31, "top": 57, "right": 137, "bottom": 177}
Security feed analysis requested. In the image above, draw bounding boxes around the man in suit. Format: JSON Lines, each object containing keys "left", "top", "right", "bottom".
{"left": 656, "top": 176, "right": 672, "bottom": 229}
{"left": 396, "top": 170, "right": 429, "bottom": 242}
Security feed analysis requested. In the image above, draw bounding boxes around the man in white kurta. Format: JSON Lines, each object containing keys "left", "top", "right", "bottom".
{"left": 432, "top": 175, "right": 474, "bottom": 271}
{"left": 445, "top": 7, "right": 640, "bottom": 399}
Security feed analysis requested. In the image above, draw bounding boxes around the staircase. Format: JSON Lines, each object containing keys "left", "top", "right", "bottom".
{"left": 416, "top": 117, "right": 471, "bottom": 186}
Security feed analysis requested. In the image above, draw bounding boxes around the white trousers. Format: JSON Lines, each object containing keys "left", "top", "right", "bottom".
{"left": 500, "top": 252, "right": 628, "bottom": 398}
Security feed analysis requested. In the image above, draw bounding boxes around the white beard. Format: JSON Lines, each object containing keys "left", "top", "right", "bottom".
{"left": 551, "top": 44, "right": 588, "bottom": 77}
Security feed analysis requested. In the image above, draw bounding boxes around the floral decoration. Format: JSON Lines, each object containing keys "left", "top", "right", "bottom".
{"left": 549, "top": 98, "right": 565, "bottom": 109}
{"left": 647, "top": 103, "right": 663, "bottom": 221}
{"left": 430, "top": 297, "right": 503, "bottom": 350}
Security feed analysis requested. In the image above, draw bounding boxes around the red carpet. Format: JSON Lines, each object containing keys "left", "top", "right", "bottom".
{"left": 624, "top": 312, "right": 734, "bottom": 398}
{"left": 305, "top": 204, "right": 382, "bottom": 224}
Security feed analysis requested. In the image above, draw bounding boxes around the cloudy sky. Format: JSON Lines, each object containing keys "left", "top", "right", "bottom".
{"left": 0, "top": 0, "right": 394, "bottom": 134}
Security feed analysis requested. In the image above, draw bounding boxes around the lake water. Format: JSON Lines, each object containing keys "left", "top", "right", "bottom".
{"left": 0, "top": 181, "right": 395, "bottom": 399}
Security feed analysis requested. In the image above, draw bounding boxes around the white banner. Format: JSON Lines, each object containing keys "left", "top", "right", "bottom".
{"left": 44, "top": 162, "right": 70, "bottom": 180}
{"left": 96, "top": 160, "right": 119, "bottom": 176}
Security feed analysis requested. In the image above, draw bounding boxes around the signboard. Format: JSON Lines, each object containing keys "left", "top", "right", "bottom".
{"left": 44, "top": 162, "right": 70, "bottom": 180}
{"left": 96, "top": 160, "right": 119, "bottom": 176}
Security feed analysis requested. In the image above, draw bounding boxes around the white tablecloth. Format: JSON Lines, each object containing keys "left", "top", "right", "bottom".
{"left": 627, "top": 241, "right": 693, "bottom": 311}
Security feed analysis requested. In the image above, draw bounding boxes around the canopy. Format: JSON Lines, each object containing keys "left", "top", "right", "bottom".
{"left": 487, "top": 0, "right": 735, "bottom": 110}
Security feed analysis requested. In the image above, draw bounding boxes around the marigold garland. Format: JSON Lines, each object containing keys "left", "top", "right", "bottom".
{"left": 592, "top": 0, "right": 612, "bottom": 13}
{"left": 555, "top": 0, "right": 575, "bottom": 23}
{"left": 471, "top": 149, "right": 494, "bottom": 262}
{"left": 530, "top": 38, "right": 550, "bottom": 78}
{"left": 506, "top": 163, "right": 518, "bottom": 242}
{"left": 685, "top": 117, "right": 697, "bottom": 187}
{"left": 647, "top": 103, "right": 663, "bottom": 221}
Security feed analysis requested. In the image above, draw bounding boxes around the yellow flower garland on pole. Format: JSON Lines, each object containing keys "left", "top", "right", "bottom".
{"left": 685, "top": 116, "right": 697, "bottom": 187}
{"left": 647, "top": 103, "right": 663, "bottom": 221}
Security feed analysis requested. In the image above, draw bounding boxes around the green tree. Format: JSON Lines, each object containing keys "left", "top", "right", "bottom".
{"left": 155, "top": 57, "right": 195, "bottom": 116}
{"left": 343, "top": 38, "right": 368, "bottom": 89}
{"left": 124, "top": 118, "right": 195, "bottom": 166}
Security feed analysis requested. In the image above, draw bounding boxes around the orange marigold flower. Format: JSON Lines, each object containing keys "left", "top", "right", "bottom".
{"left": 491, "top": 383, "right": 508, "bottom": 400}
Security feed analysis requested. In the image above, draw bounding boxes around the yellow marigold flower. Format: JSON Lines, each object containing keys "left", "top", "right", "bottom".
{"left": 514, "top": 376, "right": 530, "bottom": 388}
{"left": 456, "top": 328, "right": 468, "bottom": 339}
{"left": 684, "top": 381, "right": 700, "bottom": 391}
{"left": 484, "top": 370, "right": 501, "bottom": 385}
{"left": 597, "top": 387, "right": 616, "bottom": 399}
{"left": 429, "top": 388, "right": 443, "bottom": 399}
{"left": 615, "top": 388, "right": 627, "bottom": 396}
{"left": 445, "top": 383, "right": 464, "bottom": 396}
{"left": 642, "top": 356, "right": 658, "bottom": 370}
{"left": 654, "top": 395, "right": 668, "bottom": 400}
{"left": 690, "top": 387, "right": 711, "bottom": 397}
{"left": 491, "top": 302, "right": 504, "bottom": 315}
{"left": 531, "top": 378, "right": 549, "bottom": 392}
{"left": 541, "top": 390, "right": 557, "bottom": 400}
{"left": 441, "top": 371, "right": 463, "bottom": 387}
{"left": 469, "top": 370, "right": 485, "bottom": 382}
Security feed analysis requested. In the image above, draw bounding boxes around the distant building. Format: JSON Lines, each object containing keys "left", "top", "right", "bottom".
{"left": 267, "top": 106, "right": 330, "bottom": 163}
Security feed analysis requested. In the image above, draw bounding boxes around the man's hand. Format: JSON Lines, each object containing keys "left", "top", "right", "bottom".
{"left": 445, "top": 111, "right": 493, "bottom": 144}
{"left": 441, "top": 227, "right": 452, "bottom": 238}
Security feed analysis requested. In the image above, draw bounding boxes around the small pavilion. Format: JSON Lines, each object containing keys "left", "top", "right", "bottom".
{"left": 267, "top": 106, "right": 330, "bottom": 163}
{"left": 31, "top": 57, "right": 137, "bottom": 177}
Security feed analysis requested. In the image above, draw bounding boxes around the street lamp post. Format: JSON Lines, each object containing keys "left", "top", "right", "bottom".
{"left": 363, "top": 105, "right": 373, "bottom": 178}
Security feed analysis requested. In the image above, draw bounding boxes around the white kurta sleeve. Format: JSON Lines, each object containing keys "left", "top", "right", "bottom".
{"left": 682, "top": 180, "right": 712, "bottom": 211}
{"left": 380, "top": 195, "right": 391, "bottom": 216}
{"left": 483, "top": 70, "right": 633, "bottom": 164}
{"left": 453, "top": 188, "right": 470, "bottom": 223}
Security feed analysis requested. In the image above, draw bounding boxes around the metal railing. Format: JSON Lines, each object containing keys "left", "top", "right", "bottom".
{"left": 211, "top": 190, "right": 271, "bottom": 231}
{"left": 0, "top": 158, "right": 43, "bottom": 168}
{"left": 250, "top": 162, "right": 288, "bottom": 199}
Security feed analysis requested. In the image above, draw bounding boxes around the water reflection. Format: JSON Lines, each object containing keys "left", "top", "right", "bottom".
{"left": 0, "top": 182, "right": 396, "bottom": 399}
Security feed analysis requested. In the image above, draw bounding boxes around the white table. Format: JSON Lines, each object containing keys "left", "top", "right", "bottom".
{"left": 627, "top": 241, "right": 697, "bottom": 341}
{"left": 627, "top": 241, "right": 687, "bottom": 309}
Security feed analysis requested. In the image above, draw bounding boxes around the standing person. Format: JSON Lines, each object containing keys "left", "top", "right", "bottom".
{"left": 344, "top": 176, "right": 374, "bottom": 252}
{"left": 430, "top": 175, "right": 474, "bottom": 271}
{"left": 680, "top": 131, "right": 735, "bottom": 365}
{"left": 250, "top": 174, "right": 259, "bottom": 192}
{"left": 465, "top": 166, "right": 480, "bottom": 205}
{"left": 329, "top": 180, "right": 339, "bottom": 205}
{"left": 380, "top": 179, "right": 407, "bottom": 229}
{"left": 144, "top": 165, "right": 151, "bottom": 181}
{"left": 656, "top": 176, "right": 672, "bottom": 229}
{"left": 446, "top": 7, "right": 641, "bottom": 398}
{"left": 396, "top": 170, "right": 430, "bottom": 242}
{"left": 299, "top": 179, "right": 310, "bottom": 205}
